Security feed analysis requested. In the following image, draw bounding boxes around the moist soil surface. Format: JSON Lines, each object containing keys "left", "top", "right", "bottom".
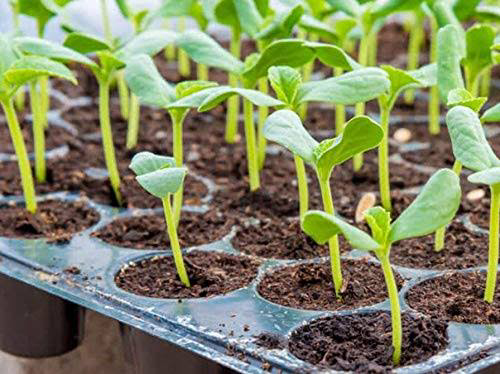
{"left": 93, "top": 210, "right": 234, "bottom": 249}
{"left": 257, "top": 258, "right": 404, "bottom": 311}
{"left": 231, "top": 219, "right": 331, "bottom": 260}
{"left": 288, "top": 312, "right": 448, "bottom": 373}
{"left": 389, "top": 221, "right": 489, "bottom": 270}
{"left": 114, "top": 250, "right": 260, "bottom": 299}
{"left": 0, "top": 199, "right": 99, "bottom": 240}
{"left": 406, "top": 271, "right": 500, "bottom": 324}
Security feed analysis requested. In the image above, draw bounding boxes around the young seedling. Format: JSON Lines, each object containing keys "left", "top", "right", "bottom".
{"left": 13, "top": 37, "right": 96, "bottom": 183}
{"left": 302, "top": 168, "right": 461, "bottom": 365}
{"left": 446, "top": 105, "right": 500, "bottom": 303}
{"left": 0, "top": 34, "right": 77, "bottom": 213}
{"left": 124, "top": 53, "right": 217, "bottom": 226}
{"left": 63, "top": 30, "right": 176, "bottom": 205}
{"left": 264, "top": 109, "right": 383, "bottom": 296}
{"left": 129, "top": 151, "right": 190, "bottom": 287}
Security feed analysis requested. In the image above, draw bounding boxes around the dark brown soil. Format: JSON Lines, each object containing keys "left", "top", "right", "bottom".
{"left": 430, "top": 350, "right": 490, "bottom": 374}
{"left": 114, "top": 250, "right": 260, "bottom": 298}
{"left": 389, "top": 221, "right": 488, "bottom": 270}
{"left": 466, "top": 188, "right": 491, "bottom": 230}
{"left": 257, "top": 258, "right": 404, "bottom": 311}
{"left": 289, "top": 312, "right": 447, "bottom": 373}
{"left": 231, "top": 219, "right": 332, "bottom": 260}
{"left": 406, "top": 271, "right": 500, "bottom": 324}
{"left": 52, "top": 62, "right": 98, "bottom": 98}
{"left": 254, "top": 333, "right": 286, "bottom": 350}
{"left": 0, "top": 199, "right": 99, "bottom": 240}
{"left": 93, "top": 210, "right": 234, "bottom": 249}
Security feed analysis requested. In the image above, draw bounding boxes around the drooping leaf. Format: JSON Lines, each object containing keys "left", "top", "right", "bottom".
{"left": 129, "top": 152, "right": 176, "bottom": 175}
{"left": 63, "top": 32, "right": 111, "bottom": 54}
{"left": 447, "top": 88, "right": 486, "bottom": 112}
{"left": 389, "top": 169, "right": 461, "bottom": 243}
{"left": 313, "top": 116, "right": 383, "bottom": 180}
{"left": 210, "top": 0, "right": 263, "bottom": 37}
{"left": 19, "top": 0, "right": 72, "bottom": 36}
{"left": 165, "top": 86, "right": 222, "bottom": 110}
{"left": 124, "top": 54, "right": 175, "bottom": 108}
{"left": 305, "top": 42, "right": 360, "bottom": 71}
{"left": 176, "top": 30, "right": 244, "bottom": 74}
{"left": 468, "top": 167, "right": 500, "bottom": 186}
{"left": 4, "top": 55, "right": 76, "bottom": 87}
{"left": 298, "top": 67, "right": 390, "bottom": 105}
{"left": 481, "top": 103, "right": 500, "bottom": 123}
{"left": 175, "top": 80, "right": 219, "bottom": 99}
{"left": 116, "top": 30, "right": 177, "bottom": 61}
{"left": 437, "top": 25, "right": 465, "bottom": 102}
{"left": 197, "top": 86, "right": 283, "bottom": 111}
{"left": 263, "top": 109, "right": 318, "bottom": 164}
{"left": 408, "top": 63, "right": 437, "bottom": 87}
{"left": 233, "top": 0, "right": 264, "bottom": 37}
{"left": 380, "top": 65, "right": 421, "bottom": 108}
{"left": 446, "top": 106, "right": 499, "bottom": 171}
{"left": 463, "top": 24, "right": 495, "bottom": 89}
{"left": 268, "top": 66, "right": 301, "bottom": 107}
{"left": 302, "top": 210, "right": 380, "bottom": 250}
{"left": 136, "top": 167, "right": 187, "bottom": 198}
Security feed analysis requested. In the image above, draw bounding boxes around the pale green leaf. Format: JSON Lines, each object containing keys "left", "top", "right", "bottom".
{"left": 5, "top": 55, "right": 76, "bottom": 86}
{"left": 129, "top": 152, "right": 176, "bottom": 175}
{"left": 481, "top": 103, "right": 500, "bottom": 123}
{"left": 463, "top": 24, "right": 495, "bottom": 89}
{"left": 305, "top": 42, "right": 360, "bottom": 71}
{"left": 299, "top": 15, "right": 338, "bottom": 43}
{"left": 175, "top": 80, "right": 219, "bottom": 99}
{"left": 268, "top": 66, "right": 301, "bottom": 107}
{"left": 117, "top": 30, "right": 177, "bottom": 61}
{"left": 447, "top": 88, "right": 486, "bottom": 112}
{"left": 437, "top": 25, "right": 465, "bottom": 102}
{"left": 63, "top": 32, "right": 111, "bottom": 54}
{"left": 198, "top": 86, "right": 283, "bottom": 111}
{"left": 255, "top": 5, "right": 303, "bottom": 41}
{"left": 136, "top": 167, "right": 187, "bottom": 198}
{"left": 468, "top": 167, "right": 500, "bottom": 186}
{"left": 325, "top": 0, "right": 360, "bottom": 17}
{"left": 364, "top": 206, "right": 391, "bottom": 245}
{"left": 373, "top": 0, "right": 425, "bottom": 19}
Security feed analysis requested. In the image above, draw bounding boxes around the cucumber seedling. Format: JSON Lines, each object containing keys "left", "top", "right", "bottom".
{"left": 130, "top": 151, "right": 190, "bottom": 287}
{"left": 125, "top": 53, "right": 217, "bottom": 226}
{"left": 446, "top": 105, "right": 500, "bottom": 303}
{"left": 264, "top": 109, "right": 383, "bottom": 297}
{"left": 0, "top": 34, "right": 77, "bottom": 213}
{"left": 63, "top": 29, "right": 175, "bottom": 205}
{"left": 302, "top": 168, "right": 461, "bottom": 365}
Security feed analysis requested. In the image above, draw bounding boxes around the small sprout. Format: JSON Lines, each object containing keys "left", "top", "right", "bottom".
{"left": 393, "top": 128, "right": 412, "bottom": 144}
{"left": 446, "top": 105, "right": 500, "bottom": 303}
{"left": 263, "top": 109, "right": 383, "bottom": 296}
{"left": 129, "top": 151, "right": 190, "bottom": 287}
{"left": 302, "top": 168, "right": 462, "bottom": 366}
{"left": 355, "top": 192, "right": 376, "bottom": 223}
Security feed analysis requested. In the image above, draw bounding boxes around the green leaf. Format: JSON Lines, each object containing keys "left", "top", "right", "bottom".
{"left": 233, "top": 0, "right": 264, "bottom": 37}
{"left": 446, "top": 106, "right": 499, "bottom": 171}
{"left": 325, "top": 0, "right": 360, "bottom": 17}
{"left": 313, "top": 115, "right": 383, "bottom": 180}
{"left": 453, "top": 0, "right": 481, "bottom": 21}
{"left": 474, "top": 4, "right": 500, "bottom": 23}
{"left": 197, "top": 86, "right": 283, "bottom": 111}
{"left": 0, "top": 34, "right": 19, "bottom": 80}
{"left": 432, "top": 0, "right": 462, "bottom": 29}
{"left": 364, "top": 206, "right": 391, "bottom": 245}
{"left": 14, "top": 37, "right": 97, "bottom": 68}
{"left": 4, "top": 56, "right": 76, "bottom": 87}
{"left": 63, "top": 32, "right": 111, "bottom": 54}
{"left": 124, "top": 54, "right": 175, "bottom": 108}
{"left": 305, "top": 41, "right": 360, "bottom": 71}
{"left": 332, "top": 18, "right": 358, "bottom": 43}
{"left": 468, "top": 167, "right": 500, "bottom": 186}
{"left": 136, "top": 167, "right": 187, "bottom": 198}
{"left": 117, "top": 30, "right": 177, "bottom": 61}
{"left": 115, "top": 0, "right": 129, "bottom": 18}
{"left": 298, "top": 67, "right": 390, "bottom": 105}
{"left": 165, "top": 86, "right": 222, "bottom": 110}
{"left": 302, "top": 210, "right": 380, "bottom": 250}
{"left": 481, "top": 103, "right": 500, "bottom": 123}
{"left": 380, "top": 65, "right": 421, "bottom": 108}
{"left": 408, "top": 63, "right": 437, "bottom": 87}
{"left": 447, "top": 88, "right": 486, "bottom": 112}
{"left": 372, "top": 0, "right": 425, "bottom": 19}
{"left": 129, "top": 151, "right": 176, "bottom": 175}
{"left": 176, "top": 30, "right": 244, "bottom": 74}
{"left": 299, "top": 15, "right": 338, "bottom": 43}
{"left": 18, "top": 0, "right": 72, "bottom": 35}
{"left": 175, "top": 80, "right": 218, "bottom": 99}
{"left": 242, "top": 39, "right": 315, "bottom": 87}
{"left": 151, "top": 0, "right": 196, "bottom": 18}
{"left": 255, "top": 5, "right": 303, "bottom": 42}
{"left": 96, "top": 51, "right": 125, "bottom": 74}
{"left": 263, "top": 109, "right": 318, "bottom": 164}
{"left": 389, "top": 169, "right": 461, "bottom": 243}
{"left": 268, "top": 66, "right": 301, "bottom": 107}
{"left": 463, "top": 24, "right": 495, "bottom": 89}
{"left": 437, "top": 25, "right": 465, "bottom": 102}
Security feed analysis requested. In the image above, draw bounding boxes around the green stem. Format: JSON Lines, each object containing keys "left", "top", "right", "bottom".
{"left": 452, "top": 160, "right": 462, "bottom": 175}
{"left": 368, "top": 30, "right": 378, "bottom": 67}
{"left": 15, "top": 86, "right": 25, "bottom": 112}
{"left": 1, "top": 99, "right": 37, "bottom": 213}
{"left": 294, "top": 155, "right": 309, "bottom": 220}
{"left": 404, "top": 13, "right": 423, "bottom": 105}
{"left": 162, "top": 195, "right": 190, "bottom": 287}
{"left": 100, "top": 0, "right": 113, "bottom": 45}
{"left": 243, "top": 98, "right": 260, "bottom": 191}
{"left": 225, "top": 29, "right": 241, "bottom": 144}
{"left": 126, "top": 93, "right": 140, "bottom": 149}
{"left": 257, "top": 78, "right": 269, "bottom": 170}
{"left": 379, "top": 105, "right": 391, "bottom": 211}
{"left": 98, "top": 78, "right": 122, "bottom": 205}
{"left": 197, "top": 63, "right": 209, "bottom": 81}
{"left": 318, "top": 174, "right": 342, "bottom": 297}
{"left": 334, "top": 67, "right": 345, "bottom": 135}
{"left": 164, "top": 19, "right": 176, "bottom": 60}
{"left": 298, "top": 32, "right": 317, "bottom": 121}
{"left": 353, "top": 33, "right": 370, "bottom": 171}
{"left": 480, "top": 67, "right": 492, "bottom": 98}
{"left": 39, "top": 76, "right": 49, "bottom": 129}
{"left": 29, "top": 82, "right": 46, "bottom": 183}
{"left": 171, "top": 112, "right": 184, "bottom": 227}
{"left": 379, "top": 251, "right": 402, "bottom": 366}
{"left": 117, "top": 70, "right": 129, "bottom": 120}
{"left": 466, "top": 67, "right": 480, "bottom": 98}
{"left": 178, "top": 17, "right": 191, "bottom": 77}
{"left": 484, "top": 184, "right": 500, "bottom": 304}
{"left": 428, "top": 16, "right": 440, "bottom": 135}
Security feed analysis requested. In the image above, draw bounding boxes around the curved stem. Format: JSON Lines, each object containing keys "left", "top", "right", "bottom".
{"left": 178, "top": 17, "right": 191, "bottom": 77}
{"left": 484, "top": 184, "right": 500, "bottom": 303}
{"left": 117, "top": 70, "right": 129, "bottom": 120}
{"left": 29, "top": 82, "right": 46, "bottom": 183}
{"left": 98, "top": 77, "right": 122, "bottom": 205}
{"left": 1, "top": 99, "right": 37, "bottom": 213}
{"left": 171, "top": 112, "right": 184, "bottom": 227}
{"left": 318, "top": 174, "right": 342, "bottom": 297}
{"left": 162, "top": 196, "right": 190, "bottom": 287}
{"left": 225, "top": 29, "right": 241, "bottom": 144}
{"left": 379, "top": 105, "right": 391, "bottom": 211}
{"left": 257, "top": 78, "right": 269, "bottom": 170}
{"left": 334, "top": 67, "right": 345, "bottom": 135}
{"left": 243, "top": 98, "right": 260, "bottom": 191}
{"left": 428, "top": 16, "right": 440, "bottom": 135}
{"left": 126, "top": 93, "right": 140, "bottom": 149}
{"left": 294, "top": 155, "right": 309, "bottom": 220}
{"left": 379, "top": 251, "right": 402, "bottom": 366}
